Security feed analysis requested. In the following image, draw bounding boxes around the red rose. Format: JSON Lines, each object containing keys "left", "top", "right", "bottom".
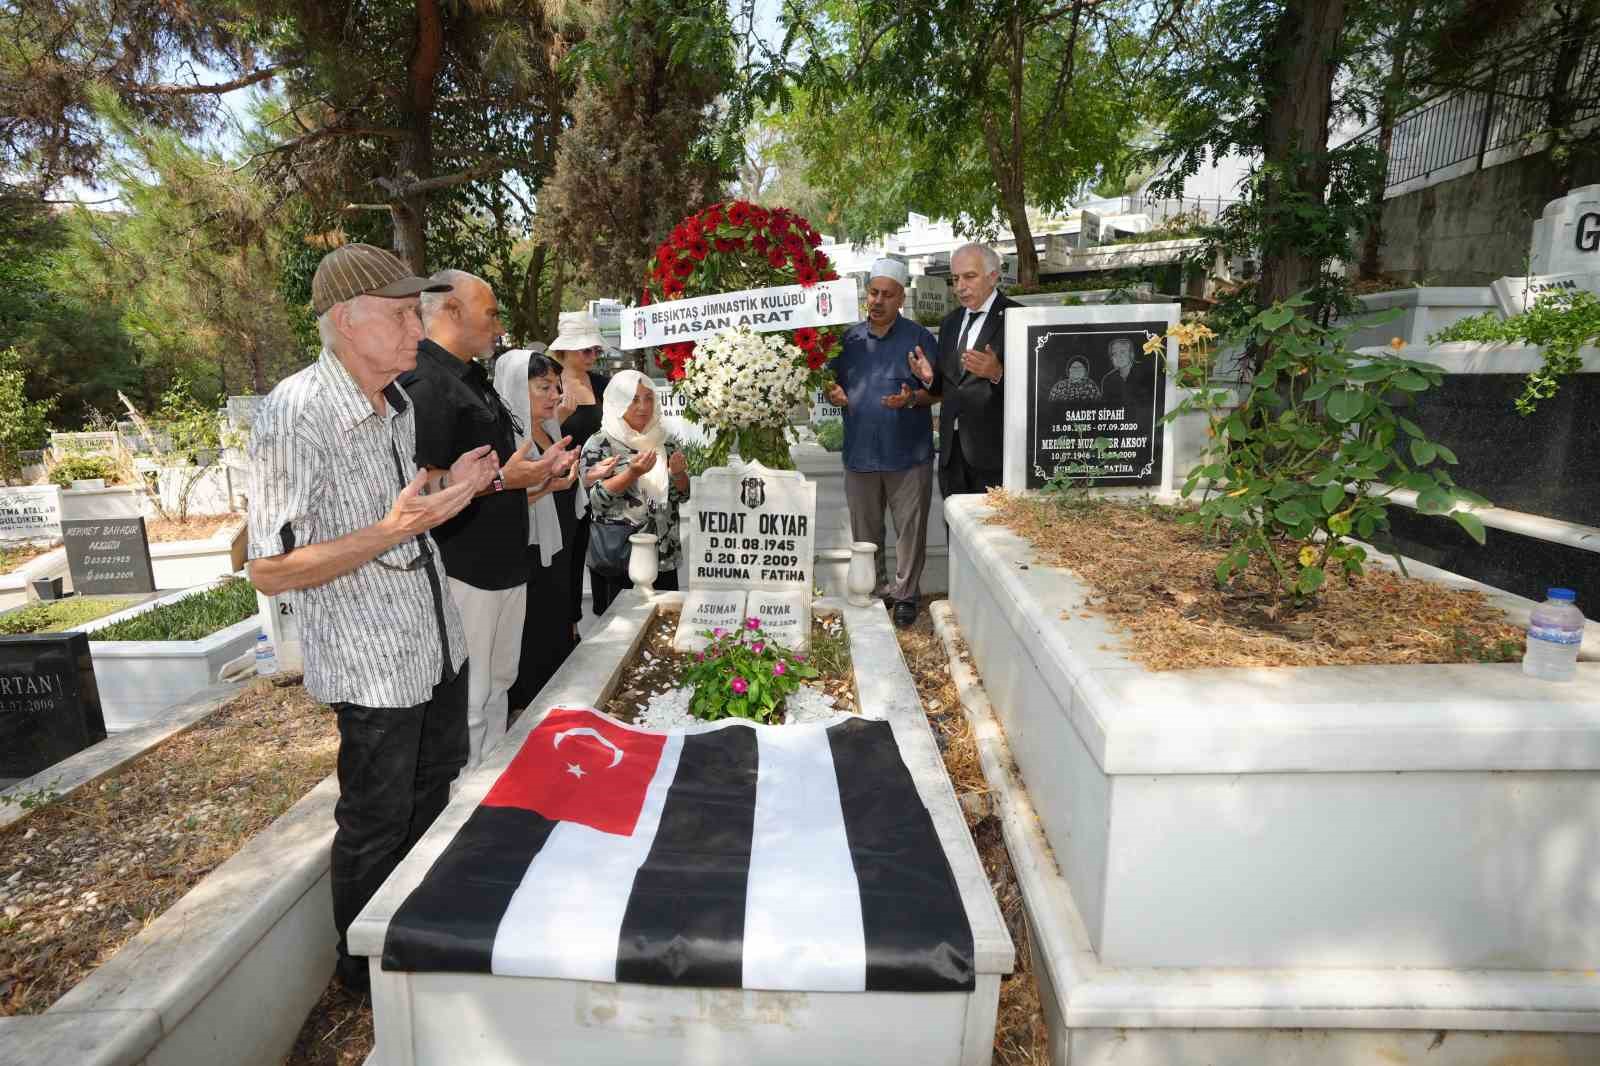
{"left": 688, "top": 238, "right": 710, "bottom": 261}
{"left": 767, "top": 248, "right": 787, "bottom": 269}
{"left": 671, "top": 257, "right": 695, "bottom": 278}
{"left": 795, "top": 264, "right": 820, "bottom": 287}
{"left": 793, "top": 326, "right": 819, "bottom": 349}
{"left": 728, "top": 201, "right": 751, "bottom": 226}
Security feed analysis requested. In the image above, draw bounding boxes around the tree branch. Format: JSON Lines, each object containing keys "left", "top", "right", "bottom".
{"left": 375, "top": 157, "right": 512, "bottom": 199}
{"left": 120, "top": 65, "right": 285, "bottom": 97}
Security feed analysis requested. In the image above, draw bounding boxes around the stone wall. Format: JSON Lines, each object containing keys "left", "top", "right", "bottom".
{"left": 1374, "top": 150, "right": 1600, "bottom": 285}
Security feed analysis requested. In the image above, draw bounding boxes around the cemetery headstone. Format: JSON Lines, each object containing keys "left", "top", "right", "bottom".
{"left": 672, "top": 588, "right": 749, "bottom": 652}
{"left": 0, "top": 632, "right": 105, "bottom": 784}
{"left": 0, "top": 486, "right": 63, "bottom": 545}
{"left": 746, "top": 589, "right": 810, "bottom": 652}
{"left": 810, "top": 388, "right": 845, "bottom": 425}
{"left": 62, "top": 517, "right": 156, "bottom": 595}
{"left": 1003, "top": 304, "right": 1179, "bottom": 493}
{"left": 1078, "top": 210, "right": 1102, "bottom": 250}
{"left": 587, "top": 299, "right": 624, "bottom": 348}
{"left": 910, "top": 276, "right": 951, "bottom": 322}
{"left": 1496, "top": 184, "right": 1600, "bottom": 314}
{"left": 689, "top": 460, "right": 817, "bottom": 595}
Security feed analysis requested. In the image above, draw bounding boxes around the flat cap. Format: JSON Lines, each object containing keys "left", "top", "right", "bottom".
{"left": 311, "top": 243, "right": 452, "bottom": 316}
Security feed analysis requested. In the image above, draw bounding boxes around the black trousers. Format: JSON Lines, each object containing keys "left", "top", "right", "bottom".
{"left": 331, "top": 665, "right": 468, "bottom": 986}
{"left": 938, "top": 429, "right": 1003, "bottom": 498}
{"left": 568, "top": 514, "right": 591, "bottom": 628}
{"left": 590, "top": 566, "right": 679, "bottom": 617}
{"left": 508, "top": 543, "right": 576, "bottom": 713}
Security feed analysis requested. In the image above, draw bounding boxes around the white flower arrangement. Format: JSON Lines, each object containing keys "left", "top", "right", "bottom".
{"left": 676, "top": 326, "right": 813, "bottom": 433}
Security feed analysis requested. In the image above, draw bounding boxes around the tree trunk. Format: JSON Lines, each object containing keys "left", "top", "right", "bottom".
{"left": 390, "top": 0, "right": 445, "bottom": 273}
{"left": 1359, "top": 6, "right": 1416, "bottom": 280}
{"left": 523, "top": 243, "right": 548, "bottom": 343}
{"left": 986, "top": 12, "right": 1039, "bottom": 288}
{"left": 1255, "top": 0, "right": 1349, "bottom": 312}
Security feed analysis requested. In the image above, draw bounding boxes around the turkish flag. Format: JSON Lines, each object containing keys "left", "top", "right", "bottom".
{"left": 482, "top": 707, "right": 667, "bottom": 836}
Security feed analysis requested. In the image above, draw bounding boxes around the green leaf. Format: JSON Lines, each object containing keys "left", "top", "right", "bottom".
{"left": 1273, "top": 502, "right": 1307, "bottom": 526}
{"left": 1260, "top": 305, "right": 1293, "bottom": 330}
{"left": 1416, "top": 488, "right": 1453, "bottom": 515}
{"left": 1391, "top": 371, "right": 1430, "bottom": 391}
{"left": 1296, "top": 566, "right": 1326, "bottom": 595}
{"left": 1451, "top": 511, "right": 1487, "bottom": 545}
{"left": 1321, "top": 483, "right": 1345, "bottom": 513}
{"left": 1396, "top": 415, "right": 1424, "bottom": 438}
{"left": 1301, "top": 378, "right": 1334, "bottom": 401}
{"left": 1434, "top": 443, "right": 1457, "bottom": 464}
{"left": 1225, "top": 413, "right": 1247, "bottom": 439}
{"left": 1325, "top": 389, "right": 1363, "bottom": 423}
{"left": 1409, "top": 439, "right": 1437, "bottom": 465}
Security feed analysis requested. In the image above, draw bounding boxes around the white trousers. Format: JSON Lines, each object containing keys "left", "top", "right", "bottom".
{"left": 447, "top": 578, "right": 527, "bottom": 768}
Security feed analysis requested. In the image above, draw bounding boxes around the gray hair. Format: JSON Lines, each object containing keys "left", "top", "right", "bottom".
{"left": 315, "top": 308, "right": 340, "bottom": 353}
{"left": 419, "top": 269, "right": 487, "bottom": 323}
{"left": 951, "top": 243, "right": 1001, "bottom": 276}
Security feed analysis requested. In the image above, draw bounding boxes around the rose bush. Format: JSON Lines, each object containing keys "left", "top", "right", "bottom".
{"left": 677, "top": 616, "right": 819, "bottom": 723}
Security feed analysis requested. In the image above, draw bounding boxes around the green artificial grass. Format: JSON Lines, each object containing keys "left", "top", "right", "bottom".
{"left": 91, "top": 578, "right": 258, "bottom": 642}
{"left": 0, "top": 596, "right": 141, "bottom": 636}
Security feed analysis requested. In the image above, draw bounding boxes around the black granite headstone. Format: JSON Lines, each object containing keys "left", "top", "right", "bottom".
{"left": 1024, "top": 320, "right": 1168, "bottom": 489}
{"left": 0, "top": 632, "right": 106, "bottom": 782}
{"left": 62, "top": 516, "right": 155, "bottom": 595}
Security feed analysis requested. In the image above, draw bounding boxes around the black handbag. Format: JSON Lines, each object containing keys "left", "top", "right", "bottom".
{"left": 586, "top": 520, "right": 635, "bottom": 578}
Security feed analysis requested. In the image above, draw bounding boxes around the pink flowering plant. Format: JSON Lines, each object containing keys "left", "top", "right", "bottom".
{"left": 678, "top": 616, "right": 818, "bottom": 723}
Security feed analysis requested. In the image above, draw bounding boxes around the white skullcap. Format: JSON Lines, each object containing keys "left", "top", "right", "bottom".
{"left": 869, "top": 257, "right": 909, "bottom": 287}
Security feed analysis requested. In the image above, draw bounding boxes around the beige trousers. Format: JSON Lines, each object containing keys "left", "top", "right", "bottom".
{"left": 844, "top": 462, "right": 934, "bottom": 603}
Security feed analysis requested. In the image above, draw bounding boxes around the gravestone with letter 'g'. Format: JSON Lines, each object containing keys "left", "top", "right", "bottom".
{"left": 0, "top": 632, "right": 105, "bottom": 784}
{"left": 1494, "top": 184, "right": 1600, "bottom": 314}
{"left": 62, "top": 517, "right": 156, "bottom": 595}
{"left": 746, "top": 589, "right": 810, "bottom": 653}
{"left": 0, "top": 485, "right": 63, "bottom": 545}
{"left": 1003, "top": 303, "right": 1180, "bottom": 494}
{"left": 672, "top": 588, "right": 749, "bottom": 652}
{"left": 689, "top": 460, "right": 816, "bottom": 595}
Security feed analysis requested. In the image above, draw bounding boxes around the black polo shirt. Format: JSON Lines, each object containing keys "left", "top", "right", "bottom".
{"left": 400, "top": 339, "right": 530, "bottom": 589}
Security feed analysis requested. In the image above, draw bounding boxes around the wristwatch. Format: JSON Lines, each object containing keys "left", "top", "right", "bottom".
{"left": 490, "top": 474, "right": 505, "bottom": 493}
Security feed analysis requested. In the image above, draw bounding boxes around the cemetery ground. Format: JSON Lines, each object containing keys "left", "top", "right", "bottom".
{"left": 0, "top": 675, "right": 335, "bottom": 1015}
{"left": 278, "top": 598, "right": 1050, "bottom": 1066}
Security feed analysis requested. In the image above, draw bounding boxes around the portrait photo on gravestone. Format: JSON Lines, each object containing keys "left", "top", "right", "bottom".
{"left": 1025, "top": 321, "right": 1168, "bottom": 489}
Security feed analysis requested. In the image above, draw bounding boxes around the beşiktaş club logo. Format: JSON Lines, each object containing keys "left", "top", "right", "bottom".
{"left": 633, "top": 315, "right": 647, "bottom": 341}
{"left": 815, "top": 289, "right": 832, "bottom": 316}
{"left": 740, "top": 476, "right": 766, "bottom": 509}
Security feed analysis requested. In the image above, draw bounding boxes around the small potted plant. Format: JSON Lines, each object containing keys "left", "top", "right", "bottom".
{"left": 678, "top": 616, "right": 819, "bottom": 723}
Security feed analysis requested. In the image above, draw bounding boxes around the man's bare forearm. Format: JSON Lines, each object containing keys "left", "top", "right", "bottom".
{"left": 249, "top": 521, "right": 403, "bottom": 595}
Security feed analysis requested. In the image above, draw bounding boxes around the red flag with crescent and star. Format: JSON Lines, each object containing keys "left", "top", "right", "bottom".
{"left": 482, "top": 706, "right": 666, "bottom": 836}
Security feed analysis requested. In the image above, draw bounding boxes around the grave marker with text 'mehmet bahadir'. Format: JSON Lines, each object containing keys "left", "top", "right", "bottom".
{"left": 62, "top": 517, "right": 155, "bottom": 596}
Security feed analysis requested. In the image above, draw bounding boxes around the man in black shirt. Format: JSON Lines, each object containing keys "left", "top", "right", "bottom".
{"left": 404, "top": 269, "right": 575, "bottom": 766}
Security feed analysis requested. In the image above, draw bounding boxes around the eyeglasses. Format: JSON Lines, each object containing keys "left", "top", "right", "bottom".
{"left": 374, "top": 543, "right": 434, "bottom": 572}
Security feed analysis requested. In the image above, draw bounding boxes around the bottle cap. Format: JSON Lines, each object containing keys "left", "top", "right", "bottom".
{"left": 1548, "top": 587, "right": 1577, "bottom": 602}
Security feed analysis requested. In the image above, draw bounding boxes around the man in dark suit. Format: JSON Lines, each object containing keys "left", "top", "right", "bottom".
{"left": 908, "top": 243, "right": 1021, "bottom": 496}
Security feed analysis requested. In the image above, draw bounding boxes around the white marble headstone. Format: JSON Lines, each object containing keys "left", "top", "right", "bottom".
{"left": 0, "top": 486, "right": 62, "bottom": 545}
{"left": 673, "top": 588, "right": 749, "bottom": 652}
{"left": 746, "top": 589, "right": 811, "bottom": 653}
{"left": 688, "top": 460, "right": 816, "bottom": 595}
{"left": 1530, "top": 184, "right": 1600, "bottom": 276}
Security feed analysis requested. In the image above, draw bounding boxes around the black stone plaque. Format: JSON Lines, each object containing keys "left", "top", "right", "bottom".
{"left": 0, "top": 632, "right": 106, "bottom": 782}
{"left": 1024, "top": 320, "right": 1168, "bottom": 489}
{"left": 62, "top": 516, "right": 155, "bottom": 595}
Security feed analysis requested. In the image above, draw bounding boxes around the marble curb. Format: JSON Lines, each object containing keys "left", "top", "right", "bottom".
{"left": 1355, "top": 341, "right": 1600, "bottom": 374}
{"left": 926, "top": 600, "right": 1600, "bottom": 1038}
{"left": 1376, "top": 483, "right": 1600, "bottom": 557}
{"left": 350, "top": 589, "right": 1014, "bottom": 979}
{"left": 7, "top": 774, "right": 340, "bottom": 1066}
{"left": 945, "top": 495, "right": 1600, "bottom": 775}
{"left": 0, "top": 680, "right": 246, "bottom": 831}
{"left": 0, "top": 546, "right": 71, "bottom": 607}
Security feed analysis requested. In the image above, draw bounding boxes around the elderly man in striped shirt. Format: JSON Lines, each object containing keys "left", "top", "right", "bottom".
{"left": 246, "top": 244, "right": 501, "bottom": 999}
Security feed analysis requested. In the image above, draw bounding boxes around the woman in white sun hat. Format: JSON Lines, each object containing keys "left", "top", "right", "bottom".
{"left": 547, "top": 311, "right": 613, "bottom": 631}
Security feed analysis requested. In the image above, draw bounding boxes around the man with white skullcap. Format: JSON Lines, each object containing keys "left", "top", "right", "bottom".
{"left": 825, "top": 257, "right": 937, "bottom": 628}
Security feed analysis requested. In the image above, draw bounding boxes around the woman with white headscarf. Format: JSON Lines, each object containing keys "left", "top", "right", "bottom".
{"left": 493, "top": 348, "right": 582, "bottom": 710}
{"left": 579, "top": 370, "right": 690, "bottom": 616}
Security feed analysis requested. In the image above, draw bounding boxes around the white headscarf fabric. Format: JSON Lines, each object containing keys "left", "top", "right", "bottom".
{"left": 601, "top": 369, "right": 670, "bottom": 503}
{"left": 493, "top": 349, "right": 576, "bottom": 557}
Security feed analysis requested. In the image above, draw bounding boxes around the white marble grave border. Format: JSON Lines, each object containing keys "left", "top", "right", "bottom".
{"left": 350, "top": 590, "right": 1014, "bottom": 1066}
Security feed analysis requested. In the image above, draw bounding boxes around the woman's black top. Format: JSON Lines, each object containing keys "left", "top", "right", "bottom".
{"left": 559, "top": 371, "right": 610, "bottom": 454}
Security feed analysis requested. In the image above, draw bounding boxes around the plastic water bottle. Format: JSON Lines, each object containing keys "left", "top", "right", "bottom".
{"left": 1522, "top": 588, "right": 1584, "bottom": 682}
{"left": 255, "top": 632, "right": 278, "bottom": 677}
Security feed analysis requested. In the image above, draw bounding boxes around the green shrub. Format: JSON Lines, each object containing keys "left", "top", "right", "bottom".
{"left": 677, "top": 618, "right": 819, "bottom": 723}
{"left": 1429, "top": 289, "right": 1600, "bottom": 414}
{"left": 0, "top": 597, "right": 141, "bottom": 636}
{"left": 48, "top": 455, "right": 120, "bottom": 487}
{"left": 813, "top": 419, "right": 844, "bottom": 452}
{"left": 92, "top": 578, "right": 258, "bottom": 641}
{"left": 668, "top": 436, "right": 716, "bottom": 477}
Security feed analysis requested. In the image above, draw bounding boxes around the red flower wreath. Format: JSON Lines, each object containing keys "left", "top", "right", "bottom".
{"left": 641, "top": 201, "right": 844, "bottom": 382}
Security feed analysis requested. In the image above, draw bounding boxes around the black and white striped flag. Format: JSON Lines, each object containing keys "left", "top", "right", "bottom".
{"left": 383, "top": 707, "right": 975, "bottom": 993}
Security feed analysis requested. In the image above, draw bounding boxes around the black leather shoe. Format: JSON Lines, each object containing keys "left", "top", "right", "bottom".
{"left": 893, "top": 600, "right": 917, "bottom": 628}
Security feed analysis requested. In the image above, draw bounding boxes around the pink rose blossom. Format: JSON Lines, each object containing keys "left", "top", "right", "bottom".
{"left": 752, "top": 642, "right": 765, "bottom": 654}
{"left": 731, "top": 677, "right": 749, "bottom": 695}
{"left": 713, "top": 627, "right": 726, "bottom": 638}
{"left": 772, "top": 661, "right": 787, "bottom": 676}
{"left": 745, "top": 617, "right": 761, "bottom": 630}
{"left": 696, "top": 652, "right": 705, "bottom": 662}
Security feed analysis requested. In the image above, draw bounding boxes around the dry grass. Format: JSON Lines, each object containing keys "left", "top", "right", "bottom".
{"left": 0, "top": 542, "right": 54, "bottom": 575}
{"left": 282, "top": 982, "right": 376, "bottom": 1066}
{"left": 598, "top": 607, "right": 857, "bottom": 722}
{"left": 895, "top": 601, "right": 1048, "bottom": 1066}
{"left": 0, "top": 676, "right": 337, "bottom": 1016}
{"left": 988, "top": 492, "right": 1524, "bottom": 670}
{"left": 145, "top": 514, "right": 242, "bottom": 543}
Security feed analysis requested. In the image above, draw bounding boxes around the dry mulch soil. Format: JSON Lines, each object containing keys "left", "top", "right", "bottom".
{"left": 895, "top": 599, "right": 1048, "bottom": 1065}
{"left": 144, "top": 515, "right": 242, "bottom": 543}
{"left": 0, "top": 676, "right": 337, "bottom": 1016}
{"left": 989, "top": 492, "right": 1524, "bottom": 670}
{"left": 598, "top": 607, "right": 857, "bottom": 722}
{"left": 0, "top": 543, "right": 55, "bottom": 575}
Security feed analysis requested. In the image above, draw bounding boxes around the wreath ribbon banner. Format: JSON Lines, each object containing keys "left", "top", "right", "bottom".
{"left": 620, "top": 279, "right": 860, "bottom": 350}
